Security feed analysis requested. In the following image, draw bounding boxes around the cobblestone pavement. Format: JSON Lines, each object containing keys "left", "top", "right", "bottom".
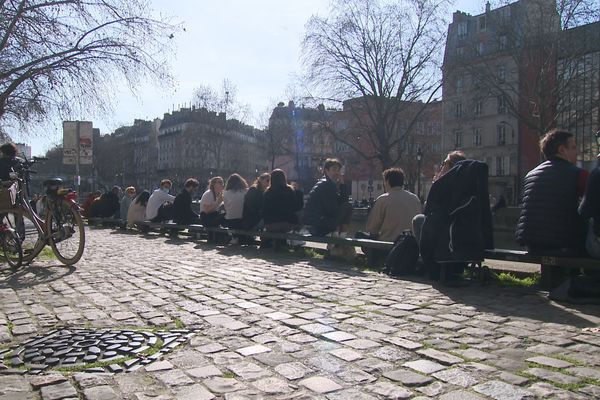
{"left": 1, "top": 227, "right": 600, "bottom": 399}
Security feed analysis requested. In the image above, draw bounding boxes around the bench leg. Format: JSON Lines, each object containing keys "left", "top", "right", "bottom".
{"left": 540, "top": 264, "right": 570, "bottom": 290}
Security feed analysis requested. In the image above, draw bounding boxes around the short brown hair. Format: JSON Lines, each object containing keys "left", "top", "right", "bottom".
{"left": 540, "top": 128, "right": 573, "bottom": 159}
{"left": 184, "top": 178, "right": 199, "bottom": 188}
{"left": 160, "top": 179, "right": 172, "bottom": 187}
{"left": 323, "top": 158, "right": 342, "bottom": 171}
{"left": 382, "top": 168, "right": 405, "bottom": 188}
{"left": 0, "top": 143, "right": 17, "bottom": 157}
{"left": 445, "top": 151, "right": 466, "bottom": 168}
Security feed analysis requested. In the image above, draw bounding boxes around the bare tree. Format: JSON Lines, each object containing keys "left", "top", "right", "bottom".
{"left": 0, "top": 0, "right": 180, "bottom": 135}
{"left": 192, "top": 79, "right": 251, "bottom": 123}
{"left": 301, "top": 0, "right": 449, "bottom": 170}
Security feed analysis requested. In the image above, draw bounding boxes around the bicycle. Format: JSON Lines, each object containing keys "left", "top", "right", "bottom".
{"left": 0, "top": 157, "right": 85, "bottom": 266}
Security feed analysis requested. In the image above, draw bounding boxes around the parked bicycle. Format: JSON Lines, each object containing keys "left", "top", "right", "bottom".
{"left": 0, "top": 157, "right": 85, "bottom": 268}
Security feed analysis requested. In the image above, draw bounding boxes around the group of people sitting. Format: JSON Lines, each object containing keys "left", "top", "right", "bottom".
{"left": 80, "top": 127, "right": 600, "bottom": 269}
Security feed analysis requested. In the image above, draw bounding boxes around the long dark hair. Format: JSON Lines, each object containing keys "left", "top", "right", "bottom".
{"left": 134, "top": 190, "right": 151, "bottom": 206}
{"left": 225, "top": 173, "right": 248, "bottom": 192}
{"left": 268, "top": 169, "right": 290, "bottom": 190}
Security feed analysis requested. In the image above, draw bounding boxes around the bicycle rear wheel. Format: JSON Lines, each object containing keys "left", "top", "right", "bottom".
{"left": 2, "top": 209, "right": 45, "bottom": 264}
{"left": 2, "top": 230, "right": 22, "bottom": 271}
{"left": 46, "top": 201, "right": 85, "bottom": 265}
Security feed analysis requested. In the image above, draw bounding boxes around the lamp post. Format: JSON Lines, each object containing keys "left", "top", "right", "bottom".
{"left": 416, "top": 146, "right": 423, "bottom": 200}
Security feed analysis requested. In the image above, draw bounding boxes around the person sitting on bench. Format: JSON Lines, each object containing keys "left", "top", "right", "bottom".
{"left": 146, "top": 179, "right": 175, "bottom": 222}
{"left": 172, "top": 178, "right": 201, "bottom": 225}
{"left": 303, "top": 158, "right": 352, "bottom": 238}
{"left": 516, "top": 128, "right": 588, "bottom": 256}
{"left": 579, "top": 133, "right": 600, "bottom": 259}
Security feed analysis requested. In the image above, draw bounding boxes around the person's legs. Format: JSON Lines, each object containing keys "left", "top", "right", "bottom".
{"left": 585, "top": 218, "right": 600, "bottom": 259}
{"left": 412, "top": 214, "right": 425, "bottom": 244}
{"left": 336, "top": 202, "right": 353, "bottom": 234}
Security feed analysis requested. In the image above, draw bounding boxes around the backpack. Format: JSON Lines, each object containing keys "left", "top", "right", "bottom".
{"left": 383, "top": 231, "right": 419, "bottom": 276}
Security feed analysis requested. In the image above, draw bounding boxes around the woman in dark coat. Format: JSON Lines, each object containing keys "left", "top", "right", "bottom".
{"left": 241, "top": 173, "right": 270, "bottom": 230}
{"left": 263, "top": 169, "right": 303, "bottom": 233}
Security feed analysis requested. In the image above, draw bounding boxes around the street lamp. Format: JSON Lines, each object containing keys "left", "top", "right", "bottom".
{"left": 416, "top": 146, "right": 423, "bottom": 200}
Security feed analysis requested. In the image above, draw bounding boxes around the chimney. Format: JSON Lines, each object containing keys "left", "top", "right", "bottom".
{"left": 486, "top": 1, "right": 491, "bottom": 13}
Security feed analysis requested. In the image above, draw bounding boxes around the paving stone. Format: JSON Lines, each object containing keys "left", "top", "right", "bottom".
{"left": 365, "top": 381, "right": 413, "bottom": 399}
{"left": 403, "top": 359, "right": 447, "bottom": 374}
{"left": 473, "top": 380, "right": 535, "bottom": 400}
{"left": 432, "top": 367, "right": 480, "bottom": 387}
{"left": 30, "top": 374, "right": 67, "bottom": 389}
{"left": 174, "top": 384, "right": 215, "bottom": 400}
{"left": 40, "top": 381, "right": 78, "bottom": 400}
{"left": 322, "top": 331, "right": 356, "bottom": 342}
{"left": 337, "top": 367, "right": 377, "bottom": 384}
{"left": 298, "top": 376, "right": 342, "bottom": 394}
{"left": 344, "top": 339, "right": 380, "bottom": 350}
{"left": 0, "top": 375, "right": 31, "bottom": 392}
{"left": 329, "top": 348, "right": 362, "bottom": 362}
{"left": 196, "top": 342, "right": 227, "bottom": 354}
{"left": 227, "top": 361, "right": 271, "bottom": 380}
{"left": 187, "top": 365, "right": 222, "bottom": 378}
{"left": 82, "top": 385, "right": 119, "bottom": 400}
{"left": 382, "top": 369, "right": 433, "bottom": 386}
{"left": 524, "top": 367, "right": 581, "bottom": 385}
{"left": 144, "top": 360, "right": 174, "bottom": 372}
{"left": 325, "top": 388, "right": 377, "bottom": 400}
{"left": 251, "top": 377, "right": 293, "bottom": 394}
{"left": 236, "top": 344, "right": 271, "bottom": 356}
{"left": 252, "top": 351, "right": 294, "bottom": 367}
{"left": 497, "top": 371, "right": 529, "bottom": 386}
{"left": 300, "top": 323, "right": 334, "bottom": 335}
{"left": 383, "top": 336, "right": 423, "bottom": 350}
{"left": 417, "top": 348, "right": 463, "bottom": 365}
{"left": 203, "top": 315, "right": 248, "bottom": 330}
{"left": 370, "top": 345, "right": 412, "bottom": 361}
{"left": 526, "top": 356, "right": 572, "bottom": 368}
{"left": 154, "top": 369, "right": 195, "bottom": 386}
{"left": 527, "top": 382, "right": 583, "bottom": 399}
{"left": 274, "top": 362, "right": 312, "bottom": 380}
{"left": 202, "top": 377, "right": 246, "bottom": 394}
{"left": 265, "top": 312, "right": 293, "bottom": 320}
{"left": 439, "top": 390, "right": 486, "bottom": 400}
{"left": 73, "top": 373, "right": 113, "bottom": 388}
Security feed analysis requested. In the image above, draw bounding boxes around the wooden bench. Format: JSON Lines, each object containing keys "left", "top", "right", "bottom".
{"left": 483, "top": 249, "right": 599, "bottom": 289}
{"left": 87, "top": 217, "right": 126, "bottom": 229}
{"left": 87, "top": 218, "right": 598, "bottom": 288}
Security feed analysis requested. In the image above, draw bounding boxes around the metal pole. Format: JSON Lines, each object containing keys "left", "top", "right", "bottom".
{"left": 75, "top": 121, "right": 81, "bottom": 194}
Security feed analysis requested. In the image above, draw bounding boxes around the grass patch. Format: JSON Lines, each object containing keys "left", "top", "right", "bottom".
{"left": 222, "top": 371, "right": 236, "bottom": 378}
{"left": 493, "top": 272, "right": 540, "bottom": 287}
{"left": 173, "top": 319, "right": 185, "bottom": 329}
{"left": 37, "top": 246, "right": 57, "bottom": 260}
{"left": 6, "top": 321, "right": 14, "bottom": 332}
{"left": 295, "top": 247, "right": 324, "bottom": 259}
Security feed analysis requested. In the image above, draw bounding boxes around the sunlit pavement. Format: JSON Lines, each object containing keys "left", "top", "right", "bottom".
{"left": 1, "top": 227, "right": 599, "bottom": 399}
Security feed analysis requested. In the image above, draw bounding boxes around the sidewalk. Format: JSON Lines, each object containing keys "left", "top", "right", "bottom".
{"left": 0, "top": 227, "right": 598, "bottom": 399}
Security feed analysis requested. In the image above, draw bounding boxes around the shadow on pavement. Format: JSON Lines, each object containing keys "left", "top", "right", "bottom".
{"left": 0, "top": 263, "right": 76, "bottom": 289}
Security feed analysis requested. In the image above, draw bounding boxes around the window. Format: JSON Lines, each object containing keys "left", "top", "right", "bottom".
{"left": 499, "top": 35, "right": 507, "bottom": 51}
{"left": 457, "top": 22, "right": 467, "bottom": 38}
{"left": 456, "top": 46, "right": 464, "bottom": 56}
{"left": 474, "top": 98, "right": 483, "bottom": 116}
{"left": 497, "top": 96, "right": 507, "bottom": 114}
{"left": 454, "top": 131, "right": 463, "bottom": 148}
{"left": 498, "top": 65, "right": 506, "bottom": 83}
{"left": 473, "top": 128, "right": 482, "bottom": 147}
{"left": 476, "top": 42, "right": 485, "bottom": 56}
{"left": 456, "top": 76, "right": 464, "bottom": 92}
{"left": 497, "top": 124, "right": 507, "bottom": 145}
{"left": 455, "top": 102, "right": 463, "bottom": 118}
{"left": 496, "top": 156, "right": 506, "bottom": 176}
{"left": 479, "top": 16, "right": 487, "bottom": 31}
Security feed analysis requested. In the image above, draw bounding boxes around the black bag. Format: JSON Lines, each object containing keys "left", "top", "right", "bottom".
{"left": 383, "top": 231, "right": 419, "bottom": 276}
{"left": 151, "top": 202, "right": 174, "bottom": 222}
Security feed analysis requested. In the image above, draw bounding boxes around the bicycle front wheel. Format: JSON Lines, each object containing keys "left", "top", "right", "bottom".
{"left": 1, "top": 209, "right": 45, "bottom": 264}
{"left": 46, "top": 201, "right": 85, "bottom": 265}
{"left": 2, "top": 230, "right": 23, "bottom": 271}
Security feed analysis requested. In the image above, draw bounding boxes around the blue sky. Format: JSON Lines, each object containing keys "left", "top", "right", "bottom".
{"left": 15, "top": 0, "right": 483, "bottom": 155}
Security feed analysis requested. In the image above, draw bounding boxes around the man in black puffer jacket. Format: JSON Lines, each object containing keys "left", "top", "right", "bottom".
{"left": 516, "top": 128, "right": 588, "bottom": 255}
{"left": 303, "top": 158, "right": 352, "bottom": 236}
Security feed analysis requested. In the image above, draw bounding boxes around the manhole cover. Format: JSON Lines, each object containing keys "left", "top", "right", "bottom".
{"left": 1, "top": 328, "right": 194, "bottom": 374}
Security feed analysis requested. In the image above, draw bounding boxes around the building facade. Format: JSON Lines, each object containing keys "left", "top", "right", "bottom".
{"left": 442, "top": 0, "right": 560, "bottom": 205}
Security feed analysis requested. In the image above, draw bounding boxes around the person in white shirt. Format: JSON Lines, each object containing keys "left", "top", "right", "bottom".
{"left": 223, "top": 173, "right": 248, "bottom": 244}
{"left": 200, "top": 176, "right": 225, "bottom": 243}
{"left": 145, "top": 179, "right": 175, "bottom": 220}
